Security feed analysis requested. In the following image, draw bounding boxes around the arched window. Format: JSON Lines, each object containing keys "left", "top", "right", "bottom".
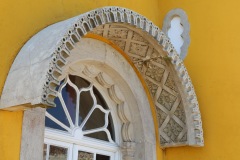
{"left": 43, "top": 75, "right": 118, "bottom": 160}
{"left": 167, "top": 16, "right": 184, "bottom": 54}
{"left": 162, "top": 8, "right": 190, "bottom": 60}
{"left": 0, "top": 7, "right": 203, "bottom": 160}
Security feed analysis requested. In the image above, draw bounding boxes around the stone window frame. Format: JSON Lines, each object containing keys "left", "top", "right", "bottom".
{"left": 0, "top": 6, "right": 203, "bottom": 160}
{"left": 162, "top": 8, "right": 190, "bottom": 60}
{"left": 21, "top": 38, "right": 158, "bottom": 160}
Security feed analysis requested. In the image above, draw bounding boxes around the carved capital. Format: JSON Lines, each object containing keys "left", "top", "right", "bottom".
{"left": 121, "top": 142, "right": 136, "bottom": 160}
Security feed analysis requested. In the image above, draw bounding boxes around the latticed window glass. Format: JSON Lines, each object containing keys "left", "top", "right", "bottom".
{"left": 44, "top": 75, "right": 118, "bottom": 160}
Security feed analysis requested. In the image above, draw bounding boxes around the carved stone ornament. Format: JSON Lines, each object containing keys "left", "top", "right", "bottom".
{"left": 0, "top": 6, "right": 203, "bottom": 148}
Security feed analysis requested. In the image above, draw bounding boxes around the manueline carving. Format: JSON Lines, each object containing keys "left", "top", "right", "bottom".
{"left": 37, "top": 6, "right": 203, "bottom": 148}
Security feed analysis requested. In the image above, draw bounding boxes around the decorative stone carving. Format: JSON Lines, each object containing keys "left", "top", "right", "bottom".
{"left": 108, "top": 29, "right": 128, "bottom": 39}
{"left": 145, "top": 63, "right": 165, "bottom": 83}
{"left": 110, "top": 40, "right": 126, "bottom": 50}
{"left": 0, "top": 6, "right": 203, "bottom": 148}
{"left": 180, "top": 133, "right": 187, "bottom": 142}
{"left": 174, "top": 102, "right": 186, "bottom": 123}
{"left": 62, "top": 63, "right": 137, "bottom": 159}
{"left": 130, "top": 57, "right": 144, "bottom": 73}
{"left": 145, "top": 79, "right": 158, "bottom": 97}
{"left": 157, "top": 89, "right": 177, "bottom": 111}
{"left": 129, "top": 43, "right": 148, "bottom": 57}
{"left": 132, "top": 32, "right": 148, "bottom": 43}
{"left": 163, "top": 118, "right": 183, "bottom": 142}
{"left": 156, "top": 107, "right": 167, "bottom": 126}
{"left": 121, "top": 142, "right": 136, "bottom": 160}
{"left": 81, "top": 65, "right": 134, "bottom": 143}
{"left": 165, "top": 73, "right": 178, "bottom": 92}
{"left": 160, "top": 136, "right": 168, "bottom": 145}
{"left": 91, "top": 24, "right": 192, "bottom": 147}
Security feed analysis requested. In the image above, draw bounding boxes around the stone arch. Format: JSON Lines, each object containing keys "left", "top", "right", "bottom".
{"left": 0, "top": 6, "right": 203, "bottom": 148}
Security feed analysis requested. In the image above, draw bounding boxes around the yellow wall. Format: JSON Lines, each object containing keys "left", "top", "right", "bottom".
{"left": 0, "top": 111, "right": 23, "bottom": 159}
{"left": 159, "top": 1, "right": 240, "bottom": 160}
{"left": 0, "top": 0, "right": 162, "bottom": 159}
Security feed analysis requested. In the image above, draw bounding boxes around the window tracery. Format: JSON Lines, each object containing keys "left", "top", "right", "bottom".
{"left": 44, "top": 75, "right": 117, "bottom": 159}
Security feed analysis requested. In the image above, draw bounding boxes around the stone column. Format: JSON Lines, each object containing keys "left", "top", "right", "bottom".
{"left": 20, "top": 107, "right": 46, "bottom": 160}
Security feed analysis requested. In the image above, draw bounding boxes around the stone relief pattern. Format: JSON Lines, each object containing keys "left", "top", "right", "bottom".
{"left": 160, "top": 136, "right": 168, "bottom": 145}
{"left": 130, "top": 57, "right": 144, "bottom": 72}
{"left": 129, "top": 43, "right": 148, "bottom": 57}
{"left": 132, "top": 32, "right": 148, "bottom": 43}
{"left": 165, "top": 73, "right": 178, "bottom": 92}
{"left": 41, "top": 6, "right": 203, "bottom": 147}
{"left": 145, "top": 63, "right": 165, "bottom": 82}
{"left": 174, "top": 102, "right": 186, "bottom": 124}
{"left": 145, "top": 79, "right": 158, "bottom": 97}
{"left": 150, "top": 50, "right": 167, "bottom": 66}
{"left": 180, "top": 133, "right": 188, "bottom": 142}
{"left": 156, "top": 107, "right": 167, "bottom": 126}
{"left": 110, "top": 40, "right": 126, "bottom": 50}
{"left": 91, "top": 24, "right": 188, "bottom": 146}
{"left": 108, "top": 29, "right": 128, "bottom": 39}
{"left": 163, "top": 118, "right": 183, "bottom": 142}
{"left": 157, "top": 89, "right": 177, "bottom": 111}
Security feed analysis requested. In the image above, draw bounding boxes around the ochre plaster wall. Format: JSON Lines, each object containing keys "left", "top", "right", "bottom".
{"left": 0, "top": 111, "right": 23, "bottom": 159}
{"left": 159, "top": 1, "right": 240, "bottom": 160}
{"left": 0, "top": 0, "right": 162, "bottom": 159}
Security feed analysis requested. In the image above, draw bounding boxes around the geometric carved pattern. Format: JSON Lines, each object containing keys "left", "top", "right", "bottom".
{"left": 145, "top": 79, "right": 158, "bottom": 97}
{"left": 180, "top": 133, "right": 188, "bottom": 142}
{"left": 157, "top": 89, "right": 177, "bottom": 111}
{"left": 129, "top": 43, "right": 148, "bottom": 57}
{"left": 174, "top": 102, "right": 186, "bottom": 123}
{"left": 156, "top": 107, "right": 167, "bottom": 126}
{"left": 163, "top": 118, "right": 183, "bottom": 142}
{"left": 91, "top": 24, "right": 189, "bottom": 147}
{"left": 165, "top": 73, "right": 178, "bottom": 92}
{"left": 160, "top": 136, "right": 168, "bottom": 145}
{"left": 145, "top": 63, "right": 165, "bottom": 82}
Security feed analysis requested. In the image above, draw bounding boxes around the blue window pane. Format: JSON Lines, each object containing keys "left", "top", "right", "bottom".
{"left": 45, "top": 97, "right": 70, "bottom": 131}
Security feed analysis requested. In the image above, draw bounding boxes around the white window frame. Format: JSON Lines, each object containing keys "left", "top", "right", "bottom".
{"left": 44, "top": 75, "right": 121, "bottom": 160}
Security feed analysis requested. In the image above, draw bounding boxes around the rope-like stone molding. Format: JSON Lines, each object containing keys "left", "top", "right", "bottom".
{"left": 40, "top": 6, "right": 203, "bottom": 146}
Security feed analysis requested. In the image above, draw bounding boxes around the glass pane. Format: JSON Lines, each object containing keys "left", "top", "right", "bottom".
{"left": 93, "top": 87, "right": 115, "bottom": 141}
{"left": 49, "top": 145, "right": 68, "bottom": 160}
{"left": 78, "top": 151, "right": 93, "bottom": 160}
{"left": 79, "top": 91, "right": 94, "bottom": 126}
{"left": 61, "top": 83, "right": 77, "bottom": 124}
{"left": 107, "top": 114, "right": 115, "bottom": 141}
{"left": 96, "top": 154, "right": 110, "bottom": 160}
{"left": 83, "top": 108, "right": 105, "bottom": 130}
{"left": 45, "top": 81, "right": 76, "bottom": 131}
{"left": 45, "top": 97, "right": 70, "bottom": 131}
{"left": 43, "top": 144, "right": 47, "bottom": 160}
{"left": 85, "top": 131, "right": 108, "bottom": 141}
{"left": 69, "top": 75, "right": 90, "bottom": 89}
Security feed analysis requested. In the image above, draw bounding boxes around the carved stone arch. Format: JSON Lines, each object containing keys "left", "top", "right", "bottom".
{"left": 0, "top": 6, "right": 203, "bottom": 150}
{"left": 45, "top": 39, "right": 157, "bottom": 160}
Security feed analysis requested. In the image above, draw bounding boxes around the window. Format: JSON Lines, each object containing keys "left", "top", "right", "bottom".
{"left": 167, "top": 16, "right": 184, "bottom": 54}
{"left": 162, "top": 8, "right": 190, "bottom": 60}
{"left": 44, "top": 75, "right": 118, "bottom": 160}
